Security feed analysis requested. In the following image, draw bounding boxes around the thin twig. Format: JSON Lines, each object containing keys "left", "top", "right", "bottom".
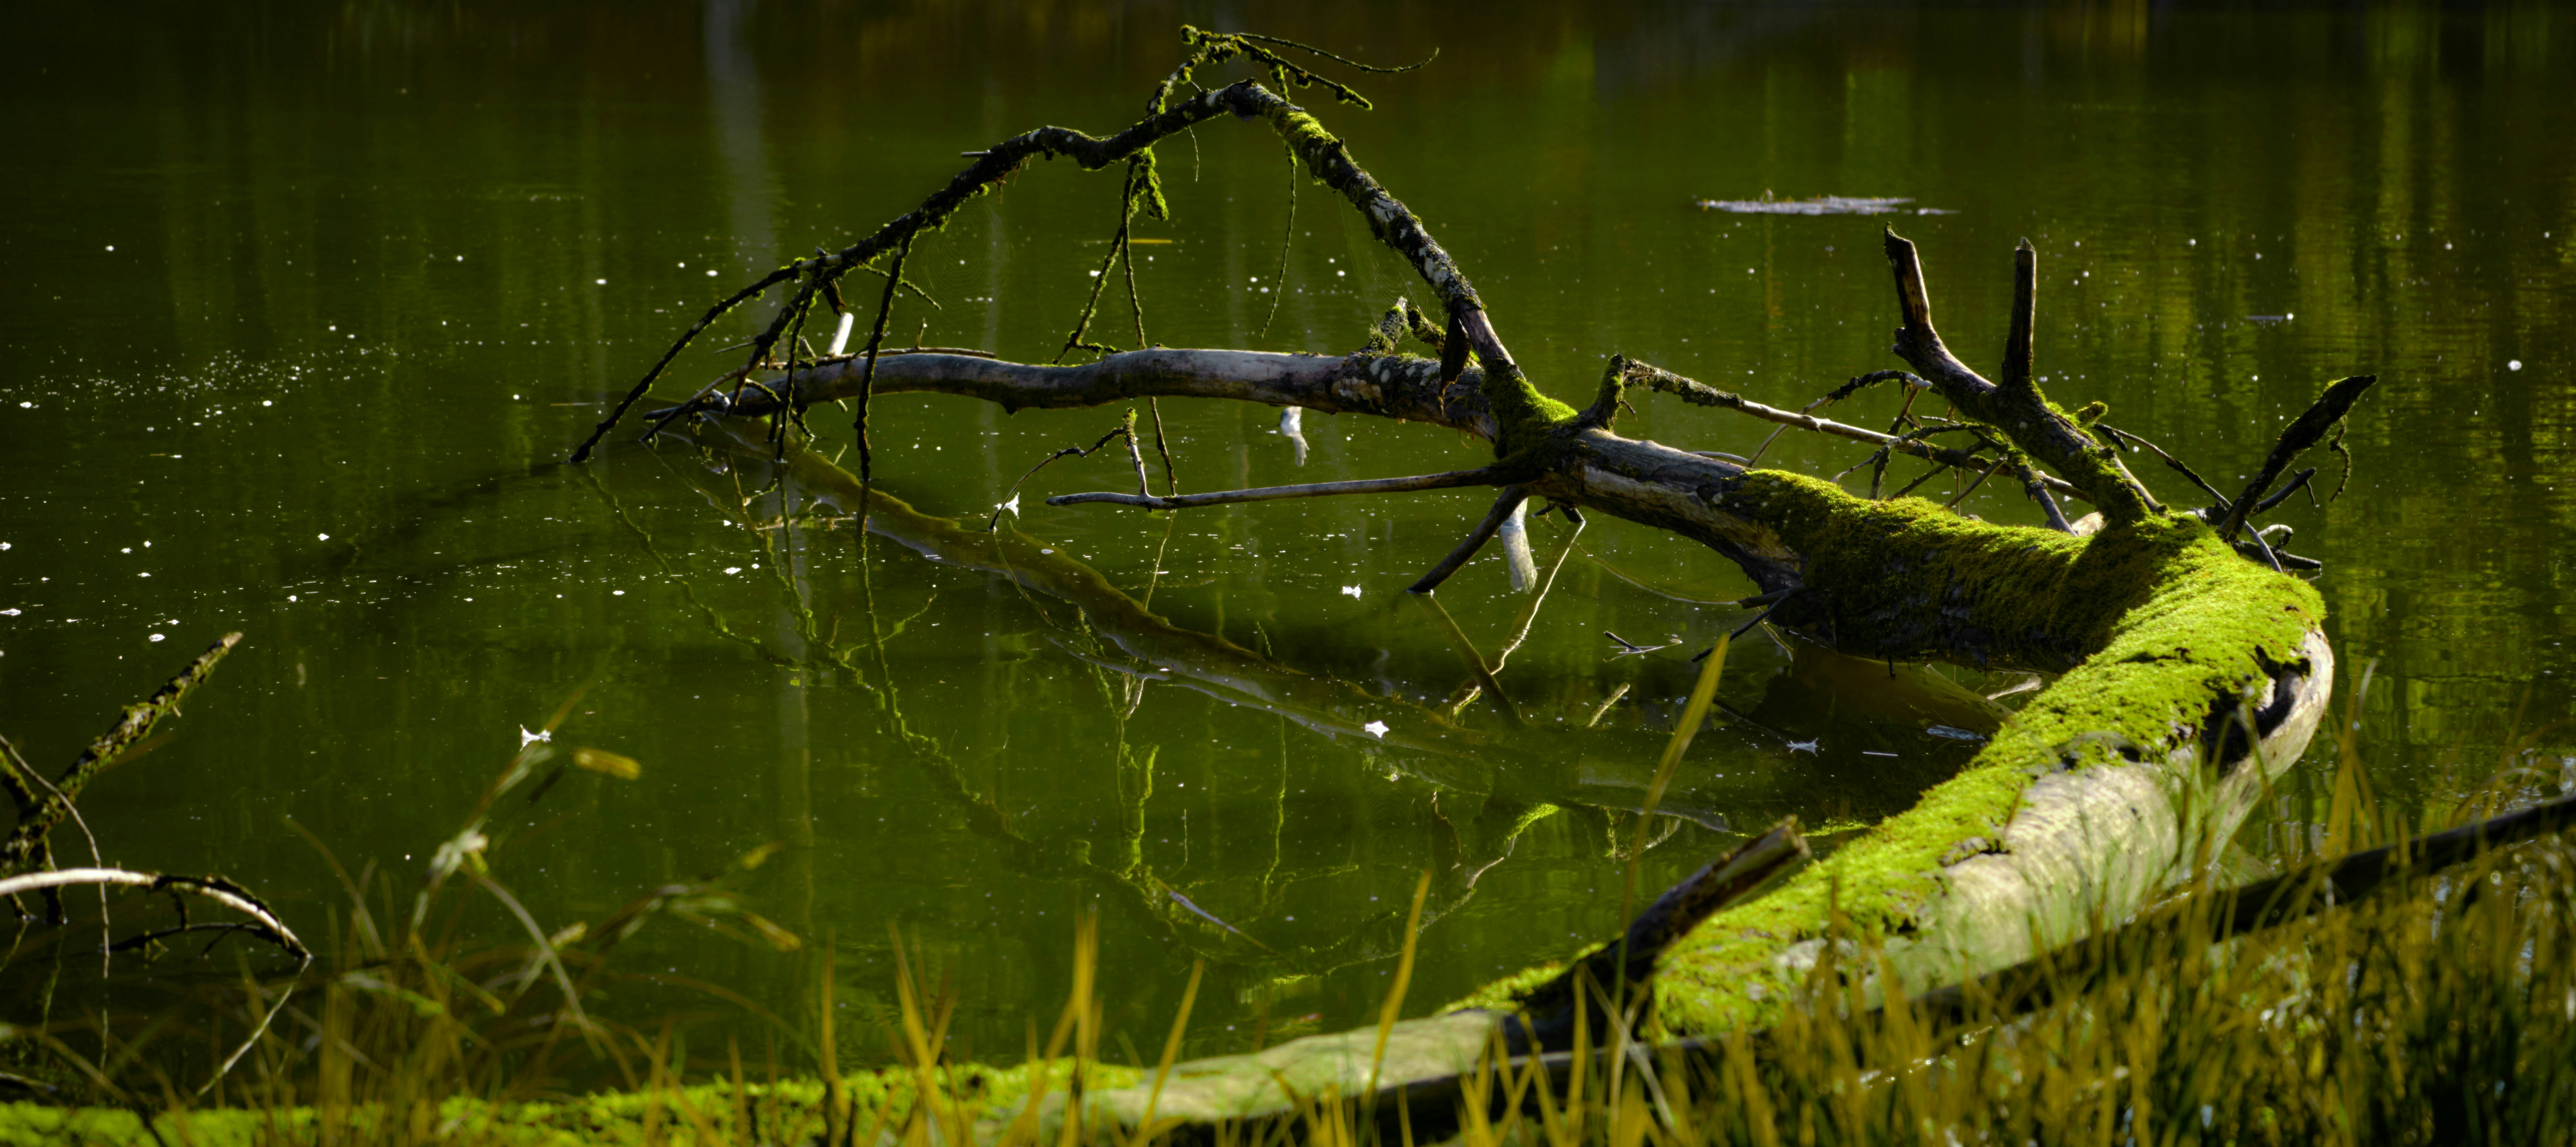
{"left": 2096, "top": 423, "right": 2230, "bottom": 510}
{"left": 988, "top": 423, "right": 1139, "bottom": 531}
{"left": 1407, "top": 487, "right": 1531, "bottom": 594}
{"left": 572, "top": 272, "right": 797, "bottom": 461}
{"left": 2252, "top": 466, "right": 2319, "bottom": 516}
{"left": 1411, "top": 595, "right": 1520, "bottom": 727}
{"left": 853, "top": 233, "right": 916, "bottom": 483}
{"left": 1623, "top": 359, "right": 2085, "bottom": 501}
{"left": 1944, "top": 459, "right": 2006, "bottom": 509}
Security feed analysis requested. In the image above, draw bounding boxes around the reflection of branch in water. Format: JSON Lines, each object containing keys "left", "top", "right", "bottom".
{"left": 1574, "top": 540, "right": 1738, "bottom": 606}
{"left": 621, "top": 444, "right": 1439, "bottom": 976}
{"left": 1410, "top": 595, "right": 1519, "bottom": 726}
{"left": 644, "top": 429, "right": 1683, "bottom": 977}
{"left": 580, "top": 466, "right": 798, "bottom": 669}
{"left": 1443, "top": 510, "right": 1585, "bottom": 718}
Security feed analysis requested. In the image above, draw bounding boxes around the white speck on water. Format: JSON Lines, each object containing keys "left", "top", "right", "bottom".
{"left": 287, "top": 595, "right": 297, "bottom": 602}
{"left": 138, "top": 572, "right": 150, "bottom": 578}
{"left": 1, "top": 608, "right": 19, "bottom": 616}
{"left": 706, "top": 269, "right": 717, "bottom": 276}
{"left": 1364, "top": 721, "right": 1390, "bottom": 739}
{"left": 2509, "top": 360, "right": 2524, "bottom": 371}
{"left": 724, "top": 566, "right": 743, "bottom": 574}
{"left": 1787, "top": 739, "right": 1820, "bottom": 754}
{"left": 998, "top": 493, "right": 1021, "bottom": 517}
{"left": 148, "top": 633, "right": 165, "bottom": 642}
{"left": 612, "top": 590, "right": 625, "bottom": 596}
{"left": 263, "top": 399, "right": 272, "bottom": 406}
{"left": 596, "top": 278, "right": 607, "bottom": 285}
{"left": 1342, "top": 584, "right": 1362, "bottom": 598}
{"left": 519, "top": 726, "right": 552, "bottom": 748}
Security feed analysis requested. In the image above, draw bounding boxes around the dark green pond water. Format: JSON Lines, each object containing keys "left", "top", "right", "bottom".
{"left": 3, "top": 2, "right": 2571, "bottom": 1071}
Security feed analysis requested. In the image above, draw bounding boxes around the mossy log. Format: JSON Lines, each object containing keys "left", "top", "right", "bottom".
{"left": 594, "top": 32, "right": 2367, "bottom": 1133}
{"left": 665, "top": 313, "right": 2344, "bottom": 1131}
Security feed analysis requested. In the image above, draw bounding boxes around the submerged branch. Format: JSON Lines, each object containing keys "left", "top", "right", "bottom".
{"left": 2, "top": 632, "right": 241, "bottom": 876}
{"left": 1048, "top": 467, "right": 1505, "bottom": 511}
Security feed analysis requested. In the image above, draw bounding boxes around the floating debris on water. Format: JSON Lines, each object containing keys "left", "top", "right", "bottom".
{"left": 1925, "top": 724, "right": 1989, "bottom": 743}
{"left": 1786, "top": 739, "right": 1820, "bottom": 754}
{"left": 1697, "top": 194, "right": 1954, "bottom": 216}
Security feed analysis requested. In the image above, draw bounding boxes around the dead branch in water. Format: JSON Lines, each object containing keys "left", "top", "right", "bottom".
{"left": 3, "top": 632, "right": 240, "bottom": 879}
{"left": 593, "top": 27, "right": 2386, "bottom": 1096}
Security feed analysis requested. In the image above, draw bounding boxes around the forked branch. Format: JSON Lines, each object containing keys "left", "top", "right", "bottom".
{"left": 1879, "top": 230, "right": 2159, "bottom": 525}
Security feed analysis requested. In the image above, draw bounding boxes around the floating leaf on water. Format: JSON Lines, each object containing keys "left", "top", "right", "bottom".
{"left": 571, "top": 747, "right": 641, "bottom": 780}
{"left": 1696, "top": 195, "right": 1945, "bottom": 216}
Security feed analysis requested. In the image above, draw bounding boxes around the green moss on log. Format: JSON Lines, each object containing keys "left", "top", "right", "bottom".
{"left": 1651, "top": 486, "right": 2321, "bottom": 1034}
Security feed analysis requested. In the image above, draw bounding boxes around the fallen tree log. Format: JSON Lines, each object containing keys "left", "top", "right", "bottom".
{"left": 578, "top": 27, "right": 2369, "bottom": 1133}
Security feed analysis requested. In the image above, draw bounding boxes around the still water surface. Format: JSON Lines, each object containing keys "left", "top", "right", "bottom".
{"left": 3, "top": 3, "right": 2572, "bottom": 1067}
